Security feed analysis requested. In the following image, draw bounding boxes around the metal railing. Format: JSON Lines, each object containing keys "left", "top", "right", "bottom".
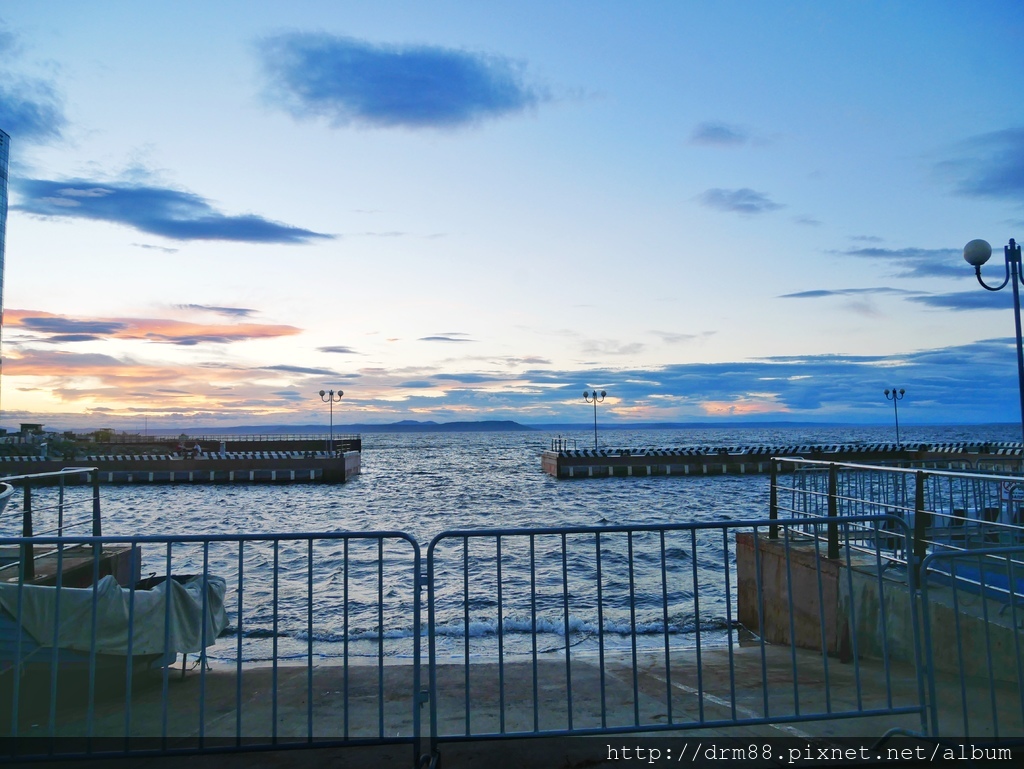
{"left": 0, "top": 468, "right": 101, "bottom": 583}
{"left": 425, "top": 517, "right": 926, "bottom": 761}
{"left": 2, "top": 461, "right": 1023, "bottom": 764}
{"left": 0, "top": 530, "right": 421, "bottom": 763}
{"left": 920, "top": 546, "right": 1024, "bottom": 741}
{"left": 769, "top": 458, "right": 1024, "bottom": 581}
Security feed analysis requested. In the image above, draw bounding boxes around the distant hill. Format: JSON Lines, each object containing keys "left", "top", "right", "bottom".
{"left": 137, "top": 420, "right": 537, "bottom": 435}
{"left": 353, "top": 420, "right": 535, "bottom": 433}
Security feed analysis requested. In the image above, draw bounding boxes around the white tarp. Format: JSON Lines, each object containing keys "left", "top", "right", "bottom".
{"left": 0, "top": 574, "right": 228, "bottom": 656}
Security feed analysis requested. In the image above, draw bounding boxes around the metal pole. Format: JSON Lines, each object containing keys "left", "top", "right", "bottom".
{"left": 827, "top": 463, "right": 839, "bottom": 560}
{"left": 592, "top": 399, "right": 598, "bottom": 449}
{"left": 893, "top": 396, "right": 900, "bottom": 445}
{"left": 1009, "top": 240, "right": 1024, "bottom": 446}
{"left": 582, "top": 390, "right": 606, "bottom": 450}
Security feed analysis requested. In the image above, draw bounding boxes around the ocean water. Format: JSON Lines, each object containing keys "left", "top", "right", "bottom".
{"left": 22, "top": 424, "right": 1024, "bottom": 664}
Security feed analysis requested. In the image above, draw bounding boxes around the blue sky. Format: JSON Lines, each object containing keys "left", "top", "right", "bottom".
{"left": 0, "top": 1, "right": 1022, "bottom": 429}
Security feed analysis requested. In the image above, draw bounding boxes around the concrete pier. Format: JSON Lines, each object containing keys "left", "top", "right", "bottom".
{"left": 542, "top": 441, "right": 1024, "bottom": 479}
{"left": 0, "top": 450, "right": 360, "bottom": 484}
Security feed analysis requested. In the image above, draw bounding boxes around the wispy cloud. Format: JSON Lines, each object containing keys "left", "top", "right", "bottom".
{"left": 175, "top": 304, "right": 258, "bottom": 318}
{"left": 13, "top": 177, "right": 332, "bottom": 244}
{"left": 419, "top": 333, "right": 475, "bottom": 343}
{"left": 698, "top": 188, "right": 782, "bottom": 215}
{"left": 0, "top": 25, "right": 67, "bottom": 143}
{"left": 258, "top": 32, "right": 546, "bottom": 129}
{"left": 5, "top": 309, "right": 302, "bottom": 345}
{"left": 937, "top": 127, "right": 1024, "bottom": 203}
{"left": 908, "top": 291, "right": 1014, "bottom": 311}
{"left": 780, "top": 287, "right": 921, "bottom": 299}
{"left": 835, "top": 246, "right": 964, "bottom": 279}
{"left": 689, "top": 121, "right": 750, "bottom": 147}
{"left": 319, "top": 345, "right": 360, "bottom": 354}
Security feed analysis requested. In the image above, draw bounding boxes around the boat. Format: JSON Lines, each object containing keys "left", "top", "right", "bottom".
{"left": 0, "top": 572, "right": 229, "bottom": 680}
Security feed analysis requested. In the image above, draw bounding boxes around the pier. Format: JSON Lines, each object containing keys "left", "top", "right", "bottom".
{"left": 0, "top": 433, "right": 362, "bottom": 484}
{"left": 542, "top": 440, "right": 1024, "bottom": 478}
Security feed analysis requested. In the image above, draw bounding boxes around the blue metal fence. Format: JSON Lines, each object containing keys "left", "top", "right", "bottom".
{"left": 424, "top": 516, "right": 926, "bottom": 762}
{"left": 0, "top": 530, "right": 421, "bottom": 764}
{"left": 1, "top": 465, "right": 1022, "bottom": 766}
{"left": 920, "top": 546, "right": 1024, "bottom": 742}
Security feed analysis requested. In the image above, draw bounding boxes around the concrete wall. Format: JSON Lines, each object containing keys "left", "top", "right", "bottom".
{"left": 736, "top": 532, "right": 1022, "bottom": 683}
{"left": 736, "top": 532, "right": 841, "bottom": 655}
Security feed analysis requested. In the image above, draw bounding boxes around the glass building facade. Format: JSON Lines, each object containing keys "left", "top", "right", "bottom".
{"left": 0, "top": 129, "right": 8, "bottom": 409}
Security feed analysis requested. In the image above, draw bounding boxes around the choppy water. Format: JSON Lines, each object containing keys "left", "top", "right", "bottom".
{"left": 15, "top": 424, "right": 1022, "bottom": 663}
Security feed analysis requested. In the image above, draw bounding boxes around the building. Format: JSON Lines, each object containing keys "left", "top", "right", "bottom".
{"left": 0, "top": 128, "right": 7, "bottom": 411}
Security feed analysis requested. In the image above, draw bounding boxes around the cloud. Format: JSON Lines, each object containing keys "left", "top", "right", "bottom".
{"left": 7, "top": 337, "right": 1024, "bottom": 427}
{"left": 258, "top": 32, "right": 546, "bottom": 129}
{"left": 5, "top": 309, "right": 302, "bottom": 345}
{"left": 261, "top": 364, "right": 340, "bottom": 376}
{"left": 698, "top": 188, "right": 782, "bottom": 215}
{"left": 835, "top": 246, "right": 964, "bottom": 279}
{"left": 780, "top": 287, "right": 921, "bottom": 299}
{"left": 319, "top": 345, "right": 360, "bottom": 354}
{"left": 175, "top": 304, "right": 257, "bottom": 318}
{"left": 419, "top": 334, "right": 475, "bottom": 343}
{"left": 908, "top": 290, "right": 1014, "bottom": 311}
{"left": 689, "top": 121, "right": 749, "bottom": 146}
{"left": 651, "top": 331, "right": 716, "bottom": 345}
{"left": 937, "top": 127, "right": 1024, "bottom": 203}
{"left": 0, "top": 27, "right": 67, "bottom": 143}
{"left": 13, "top": 177, "right": 332, "bottom": 243}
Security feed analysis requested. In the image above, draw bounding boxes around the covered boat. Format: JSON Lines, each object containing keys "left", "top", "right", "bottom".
{"left": 0, "top": 573, "right": 229, "bottom": 677}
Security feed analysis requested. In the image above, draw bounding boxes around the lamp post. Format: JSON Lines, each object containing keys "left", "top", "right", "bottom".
{"left": 884, "top": 388, "right": 905, "bottom": 444}
{"left": 963, "top": 238, "right": 1024, "bottom": 445}
{"left": 583, "top": 389, "right": 606, "bottom": 449}
{"left": 318, "top": 389, "right": 343, "bottom": 453}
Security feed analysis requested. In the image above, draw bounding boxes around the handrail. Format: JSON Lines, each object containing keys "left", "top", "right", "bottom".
{"left": 768, "top": 456, "right": 1024, "bottom": 585}
{"left": 0, "top": 467, "right": 102, "bottom": 581}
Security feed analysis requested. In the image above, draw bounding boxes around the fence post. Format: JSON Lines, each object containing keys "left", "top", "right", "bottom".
{"left": 912, "top": 470, "right": 928, "bottom": 588}
{"left": 91, "top": 472, "right": 102, "bottom": 537}
{"left": 769, "top": 459, "right": 778, "bottom": 539}
{"left": 21, "top": 483, "right": 34, "bottom": 583}
{"left": 828, "top": 463, "right": 839, "bottom": 559}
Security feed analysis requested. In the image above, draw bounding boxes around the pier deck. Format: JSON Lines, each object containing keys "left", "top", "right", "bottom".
{"left": 542, "top": 441, "right": 1024, "bottom": 478}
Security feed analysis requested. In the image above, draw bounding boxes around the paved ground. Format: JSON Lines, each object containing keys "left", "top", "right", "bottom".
{"left": 3, "top": 642, "right": 1019, "bottom": 768}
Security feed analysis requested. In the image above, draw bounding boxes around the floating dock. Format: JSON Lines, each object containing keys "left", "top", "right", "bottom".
{"left": 542, "top": 441, "right": 1024, "bottom": 478}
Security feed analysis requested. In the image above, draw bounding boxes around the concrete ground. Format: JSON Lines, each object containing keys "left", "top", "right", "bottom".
{"left": 3, "top": 642, "right": 1019, "bottom": 768}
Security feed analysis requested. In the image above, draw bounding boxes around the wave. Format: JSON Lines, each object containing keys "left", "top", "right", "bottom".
{"left": 223, "top": 613, "right": 737, "bottom": 643}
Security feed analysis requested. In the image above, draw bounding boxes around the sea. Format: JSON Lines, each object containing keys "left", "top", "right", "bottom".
{"left": 46, "top": 424, "right": 1024, "bottom": 665}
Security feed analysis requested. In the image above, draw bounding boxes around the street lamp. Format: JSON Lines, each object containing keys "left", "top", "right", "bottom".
{"left": 583, "top": 389, "right": 606, "bottom": 450}
{"left": 963, "top": 238, "right": 1024, "bottom": 444}
{"left": 318, "top": 389, "right": 343, "bottom": 453}
{"left": 884, "top": 388, "right": 905, "bottom": 444}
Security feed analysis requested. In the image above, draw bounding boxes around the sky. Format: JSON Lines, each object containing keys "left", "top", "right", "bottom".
{"left": 0, "top": 1, "right": 1023, "bottom": 431}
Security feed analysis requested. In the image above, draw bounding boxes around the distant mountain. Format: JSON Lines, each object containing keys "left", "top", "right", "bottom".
{"left": 346, "top": 420, "right": 535, "bottom": 433}
{"left": 137, "top": 420, "right": 537, "bottom": 435}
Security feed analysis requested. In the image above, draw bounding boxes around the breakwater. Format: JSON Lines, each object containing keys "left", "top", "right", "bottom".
{"left": 542, "top": 441, "right": 1024, "bottom": 478}
{"left": 0, "top": 450, "right": 360, "bottom": 484}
